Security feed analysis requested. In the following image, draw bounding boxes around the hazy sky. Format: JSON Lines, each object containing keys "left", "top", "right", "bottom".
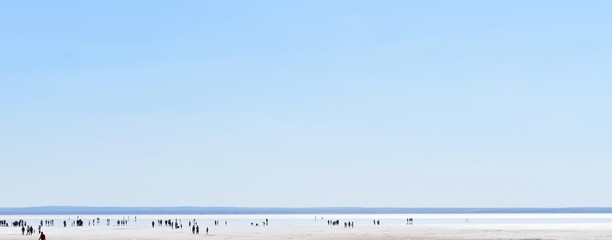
{"left": 1, "top": 1, "right": 611, "bottom": 208}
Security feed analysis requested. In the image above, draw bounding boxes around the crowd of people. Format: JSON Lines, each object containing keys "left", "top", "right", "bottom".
{"left": 22, "top": 225, "right": 35, "bottom": 235}
{"left": 326, "top": 219, "right": 354, "bottom": 228}
{"left": 327, "top": 219, "right": 341, "bottom": 226}
{"left": 2, "top": 215, "right": 418, "bottom": 239}
{"left": 10, "top": 219, "right": 28, "bottom": 227}
{"left": 4, "top": 218, "right": 57, "bottom": 237}
{"left": 0, "top": 216, "right": 217, "bottom": 240}
{"left": 155, "top": 218, "right": 183, "bottom": 229}
{"left": 150, "top": 218, "right": 211, "bottom": 235}
{"left": 42, "top": 220, "right": 54, "bottom": 227}
{"left": 6, "top": 219, "right": 34, "bottom": 236}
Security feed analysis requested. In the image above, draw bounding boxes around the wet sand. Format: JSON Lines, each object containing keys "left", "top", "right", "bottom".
{"left": 1, "top": 223, "right": 612, "bottom": 240}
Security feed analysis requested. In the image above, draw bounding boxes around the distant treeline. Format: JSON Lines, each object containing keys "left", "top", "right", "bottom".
{"left": 1, "top": 207, "right": 612, "bottom": 215}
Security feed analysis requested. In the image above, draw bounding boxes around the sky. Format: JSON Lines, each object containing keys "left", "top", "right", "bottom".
{"left": 1, "top": 1, "right": 611, "bottom": 208}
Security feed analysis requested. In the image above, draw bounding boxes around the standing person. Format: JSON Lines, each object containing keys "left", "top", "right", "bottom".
{"left": 206, "top": 227, "right": 209, "bottom": 234}
{"left": 196, "top": 225, "right": 199, "bottom": 234}
{"left": 38, "top": 231, "right": 46, "bottom": 240}
{"left": 21, "top": 226, "right": 25, "bottom": 235}
{"left": 192, "top": 225, "right": 195, "bottom": 234}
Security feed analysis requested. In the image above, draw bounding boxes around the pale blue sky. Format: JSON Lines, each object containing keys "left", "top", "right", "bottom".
{"left": 1, "top": 1, "right": 611, "bottom": 207}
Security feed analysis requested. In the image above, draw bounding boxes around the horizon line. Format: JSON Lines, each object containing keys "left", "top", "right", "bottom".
{"left": 2, "top": 206, "right": 612, "bottom": 215}
{"left": 3, "top": 206, "right": 612, "bottom": 208}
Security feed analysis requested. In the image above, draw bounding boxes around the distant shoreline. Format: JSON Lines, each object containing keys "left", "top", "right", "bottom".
{"left": 2, "top": 207, "right": 612, "bottom": 215}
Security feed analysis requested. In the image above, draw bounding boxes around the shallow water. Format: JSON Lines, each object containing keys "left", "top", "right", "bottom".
{"left": 2, "top": 214, "right": 612, "bottom": 228}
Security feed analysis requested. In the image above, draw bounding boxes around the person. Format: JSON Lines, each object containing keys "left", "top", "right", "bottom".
{"left": 206, "top": 227, "right": 208, "bottom": 234}
{"left": 196, "top": 225, "right": 199, "bottom": 234}
{"left": 38, "top": 231, "right": 46, "bottom": 240}
{"left": 21, "top": 226, "right": 25, "bottom": 235}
